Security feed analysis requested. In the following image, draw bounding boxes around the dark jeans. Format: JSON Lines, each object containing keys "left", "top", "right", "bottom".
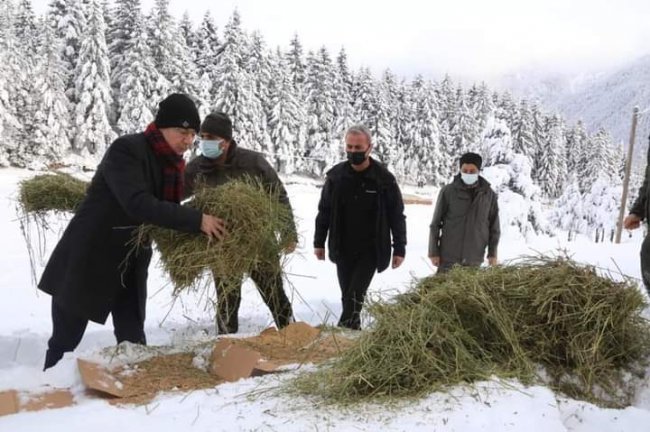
{"left": 44, "top": 262, "right": 148, "bottom": 370}
{"left": 336, "top": 250, "right": 377, "bottom": 330}
{"left": 213, "top": 262, "right": 293, "bottom": 334}
{"left": 641, "top": 234, "right": 650, "bottom": 296}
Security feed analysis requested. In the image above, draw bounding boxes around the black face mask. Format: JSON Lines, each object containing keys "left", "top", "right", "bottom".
{"left": 347, "top": 151, "right": 367, "bottom": 166}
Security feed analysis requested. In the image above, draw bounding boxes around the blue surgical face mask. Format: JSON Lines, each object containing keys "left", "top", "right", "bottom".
{"left": 461, "top": 172, "right": 479, "bottom": 185}
{"left": 199, "top": 139, "right": 224, "bottom": 159}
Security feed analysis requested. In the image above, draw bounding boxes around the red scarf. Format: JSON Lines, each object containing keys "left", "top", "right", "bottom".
{"left": 144, "top": 123, "right": 185, "bottom": 203}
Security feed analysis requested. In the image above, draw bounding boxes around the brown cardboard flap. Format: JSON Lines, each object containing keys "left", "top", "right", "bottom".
{"left": 210, "top": 339, "right": 262, "bottom": 382}
{"left": 251, "top": 360, "right": 282, "bottom": 377}
{"left": 21, "top": 389, "right": 74, "bottom": 412}
{"left": 0, "top": 390, "right": 19, "bottom": 417}
{"left": 77, "top": 359, "right": 126, "bottom": 398}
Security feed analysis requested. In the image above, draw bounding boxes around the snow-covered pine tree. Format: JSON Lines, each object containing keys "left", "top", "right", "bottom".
{"left": 529, "top": 103, "right": 547, "bottom": 182}
{"left": 179, "top": 11, "right": 195, "bottom": 50}
{"left": 354, "top": 68, "right": 393, "bottom": 167}
{"left": 73, "top": 0, "right": 115, "bottom": 156}
{"left": 512, "top": 99, "right": 535, "bottom": 159}
{"left": 409, "top": 76, "right": 443, "bottom": 184}
{"left": 449, "top": 85, "right": 480, "bottom": 156}
{"left": 268, "top": 49, "right": 306, "bottom": 174}
{"left": 0, "top": 1, "right": 22, "bottom": 166}
{"left": 214, "top": 13, "right": 268, "bottom": 155}
{"left": 468, "top": 82, "right": 494, "bottom": 137}
{"left": 51, "top": 0, "right": 87, "bottom": 101}
{"left": 287, "top": 34, "right": 306, "bottom": 94}
{"left": 30, "top": 20, "right": 73, "bottom": 167}
{"left": 115, "top": 23, "right": 168, "bottom": 134}
{"left": 193, "top": 10, "right": 220, "bottom": 97}
{"left": 148, "top": 0, "right": 198, "bottom": 96}
{"left": 302, "top": 47, "right": 338, "bottom": 175}
{"left": 536, "top": 114, "right": 567, "bottom": 198}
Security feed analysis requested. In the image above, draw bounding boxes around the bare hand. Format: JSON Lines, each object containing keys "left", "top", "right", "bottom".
{"left": 429, "top": 256, "right": 440, "bottom": 267}
{"left": 201, "top": 214, "right": 226, "bottom": 241}
{"left": 283, "top": 242, "right": 297, "bottom": 254}
{"left": 314, "top": 248, "right": 325, "bottom": 260}
{"left": 392, "top": 255, "right": 404, "bottom": 269}
{"left": 624, "top": 214, "right": 642, "bottom": 230}
{"left": 488, "top": 256, "right": 498, "bottom": 266}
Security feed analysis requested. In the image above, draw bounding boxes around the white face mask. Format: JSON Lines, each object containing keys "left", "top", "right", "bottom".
{"left": 461, "top": 172, "right": 479, "bottom": 185}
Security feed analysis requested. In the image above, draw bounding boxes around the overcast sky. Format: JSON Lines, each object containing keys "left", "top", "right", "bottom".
{"left": 31, "top": 0, "right": 650, "bottom": 81}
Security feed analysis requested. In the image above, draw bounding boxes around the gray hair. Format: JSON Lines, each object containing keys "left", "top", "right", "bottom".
{"left": 345, "top": 125, "right": 372, "bottom": 145}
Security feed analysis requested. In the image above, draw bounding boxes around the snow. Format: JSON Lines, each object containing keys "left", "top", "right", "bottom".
{"left": 0, "top": 167, "right": 649, "bottom": 431}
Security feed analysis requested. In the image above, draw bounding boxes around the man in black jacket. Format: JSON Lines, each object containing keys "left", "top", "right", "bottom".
{"left": 314, "top": 125, "right": 407, "bottom": 330}
{"left": 185, "top": 112, "right": 297, "bottom": 334}
{"left": 39, "top": 94, "right": 226, "bottom": 370}
{"left": 623, "top": 135, "right": 650, "bottom": 295}
{"left": 428, "top": 152, "right": 500, "bottom": 273}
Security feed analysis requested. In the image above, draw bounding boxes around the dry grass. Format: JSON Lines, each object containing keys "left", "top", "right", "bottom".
{"left": 293, "top": 258, "right": 650, "bottom": 407}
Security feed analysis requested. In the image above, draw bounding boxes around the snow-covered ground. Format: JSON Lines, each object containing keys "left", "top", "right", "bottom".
{"left": 1, "top": 167, "right": 649, "bottom": 431}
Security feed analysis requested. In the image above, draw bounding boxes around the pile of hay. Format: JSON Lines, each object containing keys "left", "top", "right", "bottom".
{"left": 18, "top": 173, "right": 88, "bottom": 214}
{"left": 138, "top": 177, "right": 295, "bottom": 293}
{"left": 295, "top": 258, "right": 650, "bottom": 407}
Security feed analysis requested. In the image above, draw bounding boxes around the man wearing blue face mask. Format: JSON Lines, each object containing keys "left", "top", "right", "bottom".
{"left": 428, "top": 152, "right": 500, "bottom": 273}
{"left": 184, "top": 112, "right": 297, "bottom": 334}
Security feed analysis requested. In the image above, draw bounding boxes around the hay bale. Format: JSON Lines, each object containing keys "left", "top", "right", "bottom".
{"left": 18, "top": 173, "right": 88, "bottom": 214}
{"left": 138, "top": 177, "right": 294, "bottom": 293}
{"left": 294, "top": 258, "right": 650, "bottom": 407}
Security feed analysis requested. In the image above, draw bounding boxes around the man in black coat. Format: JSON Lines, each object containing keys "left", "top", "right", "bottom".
{"left": 39, "top": 94, "right": 226, "bottom": 370}
{"left": 314, "top": 125, "right": 407, "bottom": 330}
{"left": 623, "top": 135, "right": 650, "bottom": 295}
{"left": 428, "top": 152, "right": 500, "bottom": 273}
{"left": 184, "top": 112, "right": 297, "bottom": 334}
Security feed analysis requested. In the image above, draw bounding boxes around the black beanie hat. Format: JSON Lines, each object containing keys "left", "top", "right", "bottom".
{"left": 154, "top": 94, "right": 201, "bottom": 133}
{"left": 459, "top": 152, "right": 483, "bottom": 170}
{"left": 200, "top": 112, "right": 233, "bottom": 140}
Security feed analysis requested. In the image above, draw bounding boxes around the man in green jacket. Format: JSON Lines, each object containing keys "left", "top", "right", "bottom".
{"left": 185, "top": 112, "right": 297, "bottom": 333}
{"left": 428, "top": 152, "right": 500, "bottom": 273}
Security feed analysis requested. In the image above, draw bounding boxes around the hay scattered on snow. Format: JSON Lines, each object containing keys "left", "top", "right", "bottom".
{"left": 137, "top": 177, "right": 295, "bottom": 294}
{"left": 294, "top": 258, "right": 650, "bottom": 407}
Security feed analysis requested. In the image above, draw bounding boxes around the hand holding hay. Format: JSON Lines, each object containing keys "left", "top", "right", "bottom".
{"left": 137, "top": 177, "right": 295, "bottom": 294}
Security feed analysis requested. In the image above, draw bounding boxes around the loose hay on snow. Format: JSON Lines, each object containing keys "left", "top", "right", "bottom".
{"left": 136, "top": 177, "right": 295, "bottom": 293}
{"left": 294, "top": 258, "right": 650, "bottom": 407}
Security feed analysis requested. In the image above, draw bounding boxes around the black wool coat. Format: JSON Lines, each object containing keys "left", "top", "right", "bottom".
{"left": 38, "top": 133, "right": 202, "bottom": 324}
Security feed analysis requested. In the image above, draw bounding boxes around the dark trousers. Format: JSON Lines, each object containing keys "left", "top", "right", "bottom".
{"left": 336, "top": 250, "right": 377, "bottom": 330}
{"left": 44, "top": 263, "right": 148, "bottom": 370}
{"left": 641, "top": 234, "right": 650, "bottom": 296}
{"left": 213, "top": 262, "right": 293, "bottom": 334}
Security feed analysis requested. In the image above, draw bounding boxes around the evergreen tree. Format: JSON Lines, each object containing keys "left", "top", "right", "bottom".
{"left": 287, "top": 34, "right": 306, "bottom": 93}
{"left": 410, "top": 76, "right": 443, "bottom": 184}
{"left": 0, "top": 1, "right": 22, "bottom": 166}
{"left": 193, "top": 10, "right": 220, "bottom": 94}
{"left": 31, "top": 21, "right": 72, "bottom": 166}
{"left": 73, "top": 0, "right": 115, "bottom": 155}
{"left": 148, "top": 0, "right": 198, "bottom": 95}
{"left": 537, "top": 114, "right": 567, "bottom": 198}
{"left": 115, "top": 24, "right": 168, "bottom": 134}
{"left": 268, "top": 50, "right": 306, "bottom": 174}
{"left": 303, "top": 47, "right": 338, "bottom": 174}
{"left": 52, "top": 0, "right": 87, "bottom": 100}
{"left": 512, "top": 99, "right": 536, "bottom": 159}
